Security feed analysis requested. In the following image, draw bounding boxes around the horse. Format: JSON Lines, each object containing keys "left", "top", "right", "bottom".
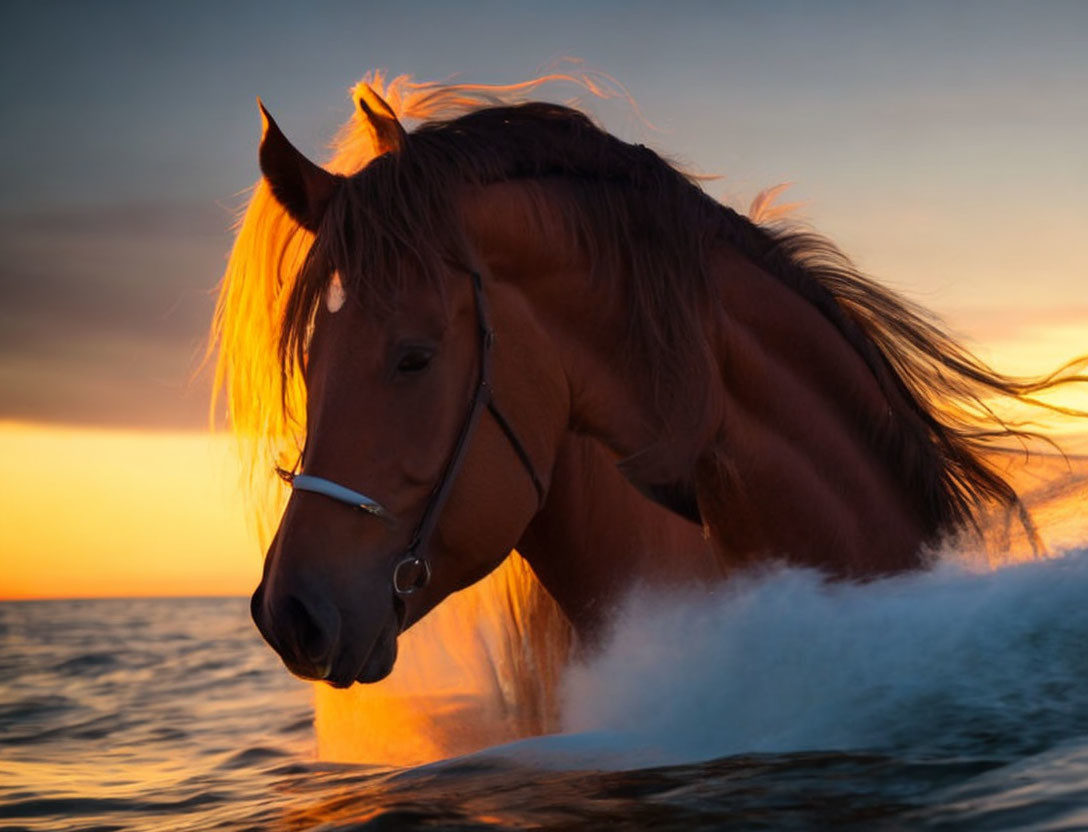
{"left": 217, "top": 73, "right": 1087, "bottom": 689}
{"left": 212, "top": 75, "right": 716, "bottom": 697}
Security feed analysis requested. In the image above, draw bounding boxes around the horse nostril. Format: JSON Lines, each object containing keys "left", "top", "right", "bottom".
{"left": 283, "top": 593, "right": 339, "bottom": 675}
{"left": 250, "top": 583, "right": 279, "bottom": 650}
{"left": 250, "top": 583, "right": 265, "bottom": 626}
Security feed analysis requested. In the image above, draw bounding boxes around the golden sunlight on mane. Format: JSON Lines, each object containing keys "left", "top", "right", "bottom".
{"left": 346, "top": 66, "right": 644, "bottom": 135}
{"left": 746, "top": 183, "right": 803, "bottom": 225}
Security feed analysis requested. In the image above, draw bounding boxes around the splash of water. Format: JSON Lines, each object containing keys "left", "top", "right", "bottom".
{"left": 552, "top": 550, "right": 1088, "bottom": 767}
{"left": 449, "top": 458, "right": 1088, "bottom": 771}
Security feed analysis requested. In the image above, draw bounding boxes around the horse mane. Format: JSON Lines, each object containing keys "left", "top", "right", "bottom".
{"left": 723, "top": 226, "right": 1088, "bottom": 541}
{"left": 273, "top": 80, "right": 1088, "bottom": 544}
{"left": 214, "top": 69, "right": 1088, "bottom": 545}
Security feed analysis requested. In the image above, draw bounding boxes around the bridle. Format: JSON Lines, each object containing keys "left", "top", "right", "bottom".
{"left": 285, "top": 269, "right": 545, "bottom": 618}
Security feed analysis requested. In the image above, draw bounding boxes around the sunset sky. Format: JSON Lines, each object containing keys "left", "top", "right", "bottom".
{"left": 1, "top": 1, "right": 1086, "bottom": 598}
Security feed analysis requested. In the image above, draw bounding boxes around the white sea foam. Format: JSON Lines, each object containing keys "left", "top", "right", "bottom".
{"left": 469, "top": 546, "right": 1088, "bottom": 771}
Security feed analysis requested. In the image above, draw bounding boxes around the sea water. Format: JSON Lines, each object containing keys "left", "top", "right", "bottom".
{"left": 4, "top": 487, "right": 1088, "bottom": 828}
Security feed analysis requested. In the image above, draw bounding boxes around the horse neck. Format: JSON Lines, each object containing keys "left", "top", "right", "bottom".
{"left": 697, "top": 244, "right": 929, "bottom": 572}
{"left": 463, "top": 182, "right": 719, "bottom": 484}
{"left": 516, "top": 434, "right": 717, "bottom": 641}
{"left": 465, "top": 182, "right": 927, "bottom": 574}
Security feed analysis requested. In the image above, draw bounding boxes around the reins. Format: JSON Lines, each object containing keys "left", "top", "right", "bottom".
{"left": 286, "top": 269, "right": 544, "bottom": 621}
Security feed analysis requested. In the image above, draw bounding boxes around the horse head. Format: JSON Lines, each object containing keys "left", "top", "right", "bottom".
{"left": 249, "top": 101, "right": 570, "bottom": 686}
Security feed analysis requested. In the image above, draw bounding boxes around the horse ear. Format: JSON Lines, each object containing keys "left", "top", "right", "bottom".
{"left": 257, "top": 99, "right": 341, "bottom": 232}
{"left": 355, "top": 84, "right": 408, "bottom": 154}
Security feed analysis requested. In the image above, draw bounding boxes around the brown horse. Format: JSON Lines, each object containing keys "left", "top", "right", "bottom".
{"left": 213, "top": 76, "right": 714, "bottom": 694}
{"left": 220, "top": 74, "right": 1087, "bottom": 688}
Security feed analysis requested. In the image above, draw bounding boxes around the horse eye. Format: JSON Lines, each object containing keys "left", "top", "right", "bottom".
{"left": 396, "top": 349, "right": 433, "bottom": 375}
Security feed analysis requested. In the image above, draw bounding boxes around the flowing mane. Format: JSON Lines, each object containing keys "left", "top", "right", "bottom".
{"left": 269, "top": 84, "right": 1087, "bottom": 546}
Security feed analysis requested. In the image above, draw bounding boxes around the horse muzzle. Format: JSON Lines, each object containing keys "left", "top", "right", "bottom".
{"left": 250, "top": 579, "right": 399, "bottom": 686}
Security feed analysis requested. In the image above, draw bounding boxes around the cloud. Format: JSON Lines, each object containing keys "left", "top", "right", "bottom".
{"left": 0, "top": 199, "right": 234, "bottom": 427}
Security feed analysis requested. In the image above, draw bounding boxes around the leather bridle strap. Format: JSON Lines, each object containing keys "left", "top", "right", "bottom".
{"left": 487, "top": 400, "right": 545, "bottom": 500}
{"left": 289, "top": 269, "right": 544, "bottom": 604}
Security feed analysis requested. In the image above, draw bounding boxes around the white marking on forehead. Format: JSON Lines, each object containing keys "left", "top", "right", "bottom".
{"left": 325, "top": 271, "right": 346, "bottom": 313}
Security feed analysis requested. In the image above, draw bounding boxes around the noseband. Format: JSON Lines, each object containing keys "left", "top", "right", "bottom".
{"left": 288, "top": 270, "right": 545, "bottom": 609}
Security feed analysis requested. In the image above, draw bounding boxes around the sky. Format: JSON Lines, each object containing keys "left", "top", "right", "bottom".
{"left": 1, "top": 0, "right": 1086, "bottom": 597}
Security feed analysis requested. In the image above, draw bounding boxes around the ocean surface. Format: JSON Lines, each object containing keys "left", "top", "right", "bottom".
{"left": 4, "top": 544, "right": 1088, "bottom": 831}
{"left": 5, "top": 454, "right": 1088, "bottom": 831}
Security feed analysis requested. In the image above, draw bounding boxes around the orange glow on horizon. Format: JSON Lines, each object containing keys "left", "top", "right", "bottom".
{"left": 0, "top": 422, "right": 260, "bottom": 600}
{"left": 972, "top": 322, "right": 1088, "bottom": 419}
